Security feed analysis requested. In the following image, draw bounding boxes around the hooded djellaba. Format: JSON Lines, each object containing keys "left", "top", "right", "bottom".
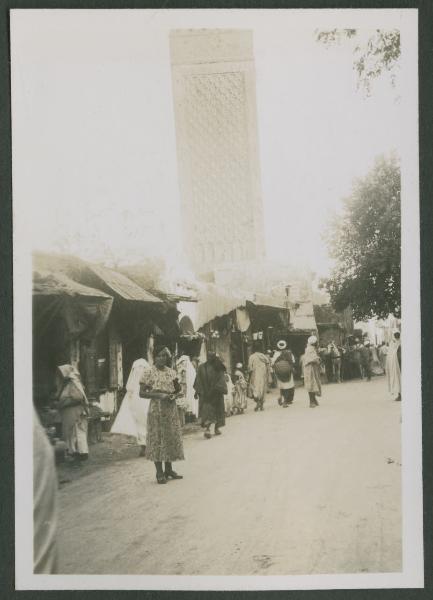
{"left": 194, "top": 351, "right": 227, "bottom": 439}
{"left": 247, "top": 342, "right": 270, "bottom": 412}
{"left": 303, "top": 336, "right": 322, "bottom": 408}
{"left": 111, "top": 358, "right": 151, "bottom": 457}
{"left": 55, "top": 365, "right": 89, "bottom": 462}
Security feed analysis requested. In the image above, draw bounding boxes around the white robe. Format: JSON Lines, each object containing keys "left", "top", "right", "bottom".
{"left": 111, "top": 359, "right": 151, "bottom": 444}
{"left": 177, "top": 355, "right": 198, "bottom": 416}
{"left": 386, "top": 340, "right": 401, "bottom": 399}
{"left": 224, "top": 374, "right": 234, "bottom": 414}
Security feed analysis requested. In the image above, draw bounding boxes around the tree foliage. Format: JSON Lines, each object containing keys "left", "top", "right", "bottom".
{"left": 322, "top": 155, "right": 401, "bottom": 321}
{"left": 316, "top": 28, "right": 400, "bottom": 95}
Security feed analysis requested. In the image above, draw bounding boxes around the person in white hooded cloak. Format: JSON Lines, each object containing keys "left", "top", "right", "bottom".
{"left": 176, "top": 354, "right": 198, "bottom": 420}
{"left": 111, "top": 358, "right": 151, "bottom": 456}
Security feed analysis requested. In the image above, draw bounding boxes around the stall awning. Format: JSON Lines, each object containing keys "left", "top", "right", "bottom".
{"left": 33, "top": 270, "right": 114, "bottom": 338}
{"left": 251, "top": 293, "right": 287, "bottom": 310}
{"left": 33, "top": 270, "right": 111, "bottom": 299}
{"left": 86, "top": 264, "right": 162, "bottom": 303}
{"left": 195, "top": 283, "right": 253, "bottom": 330}
{"left": 291, "top": 301, "right": 317, "bottom": 331}
{"left": 195, "top": 285, "right": 300, "bottom": 331}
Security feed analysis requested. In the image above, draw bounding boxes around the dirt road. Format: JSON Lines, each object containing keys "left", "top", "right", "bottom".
{"left": 57, "top": 377, "right": 401, "bottom": 575}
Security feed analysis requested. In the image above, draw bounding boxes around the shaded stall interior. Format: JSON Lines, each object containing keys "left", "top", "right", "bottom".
{"left": 246, "top": 301, "right": 289, "bottom": 352}
{"left": 32, "top": 270, "right": 113, "bottom": 409}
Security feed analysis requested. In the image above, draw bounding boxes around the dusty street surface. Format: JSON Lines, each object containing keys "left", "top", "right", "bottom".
{"left": 57, "top": 377, "right": 401, "bottom": 575}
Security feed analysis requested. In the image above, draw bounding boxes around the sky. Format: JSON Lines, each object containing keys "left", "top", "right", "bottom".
{"left": 11, "top": 9, "right": 410, "bottom": 278}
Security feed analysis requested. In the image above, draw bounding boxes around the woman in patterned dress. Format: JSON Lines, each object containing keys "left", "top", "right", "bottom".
{"left": 140, "top": 348, "right": 185, "bottom": 484}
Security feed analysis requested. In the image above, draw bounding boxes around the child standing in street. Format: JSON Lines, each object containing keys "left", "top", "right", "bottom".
{"left": 233, "top": 363, "right": 248, "bottom": 414}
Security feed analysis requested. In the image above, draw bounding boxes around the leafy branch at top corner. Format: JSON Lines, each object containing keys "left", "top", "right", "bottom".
{"left": 315, "top": 28, "right": 401, "bottom": 96}
{"left": 315, "top": 28, "right": 357, "bottom": 46}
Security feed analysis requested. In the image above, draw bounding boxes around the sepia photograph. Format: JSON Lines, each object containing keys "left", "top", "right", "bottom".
{"left": 10, "top": 7, "right": 422, "bottom": 591}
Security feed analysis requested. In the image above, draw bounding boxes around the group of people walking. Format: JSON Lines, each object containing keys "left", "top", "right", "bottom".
{"left": 319, "top": 331, "right": 402, "bottom": 402}
{"left": 246, "top": 336, "right": 322, "bottom": 410}
{"left": 318, "top": 338, "right": 393, "bottom": 384}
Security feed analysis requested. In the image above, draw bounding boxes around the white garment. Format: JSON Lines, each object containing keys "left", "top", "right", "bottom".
{"left": 386, "top": 340, "right": 401, "bottom": 399}
{"left": 33, "top": 410, "right": 58, "bottom": 574}
{"left": 177, "top": 355, "right": 198, "bottom": 416}
{"left": 236, "top": 307, "right": 251, "bottom": 332}
{"left": 111, "top": 359, "right": 151, "bottom": 444}
{"left": 224, "top": 374, "right": 234, "bottom": 414}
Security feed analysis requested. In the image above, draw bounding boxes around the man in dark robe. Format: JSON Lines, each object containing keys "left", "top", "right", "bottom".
{"left": 194, "top": 352, "right": 228, "bottom": 438}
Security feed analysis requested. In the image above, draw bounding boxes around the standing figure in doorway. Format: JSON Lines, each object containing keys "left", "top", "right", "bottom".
{"left": 303, "top": 336, "right": 322, "bottom": 408}
{"left": 194, "top": 351, "right": 228, "bottom": 438}
{"left": 140, "top": 347, "right": 184, "bottom": 484}
{"left": 55, "top": 365, "right": 89, "bottom": 463}
{"left": 247, "top": 342, "right": 270, "bottom": 411}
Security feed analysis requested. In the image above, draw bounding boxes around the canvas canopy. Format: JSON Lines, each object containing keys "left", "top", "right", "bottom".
{"left": 33, "top": 270, "right": 113, "bottom": 340}
{"left": 195, "top": 283, "right": 253, "bottom": 330}
{"left": 291, "top": 301, "right": 317, "bottom": 331}
{"left": 85, "top": 264, "right": 162, "bottom": 303}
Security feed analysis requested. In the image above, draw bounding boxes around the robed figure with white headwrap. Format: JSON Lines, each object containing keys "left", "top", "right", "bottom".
{"left": 272, "top": 340, "right": 296, "bottom": 407}
{"left": 111, "top": 358, "right": 151, "bottom": 455}
{"left": 303, "top": 336, "right": 322, "bottom": 408}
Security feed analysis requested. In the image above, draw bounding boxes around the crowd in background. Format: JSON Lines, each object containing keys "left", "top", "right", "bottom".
{"left": 39, "top": 330, "right": 402, "bottom": 469}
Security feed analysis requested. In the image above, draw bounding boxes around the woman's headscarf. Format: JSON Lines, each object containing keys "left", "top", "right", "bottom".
{"left": 153, "top": 346, "right": 172, "bottom": 360}
{"left": 57, "top": 365, "right": 87, "bottom": 398}
{"left": 56, "top": 364, "right": 88, "bottom": 406}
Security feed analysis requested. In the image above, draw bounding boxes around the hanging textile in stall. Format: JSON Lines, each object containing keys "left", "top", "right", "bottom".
{"left": 236, "top": 307, "right": 251, "bottom": 333}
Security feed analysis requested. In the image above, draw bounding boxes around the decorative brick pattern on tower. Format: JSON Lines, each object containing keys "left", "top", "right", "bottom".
{"left": 170, "top": 30, "right": 266, "bottom": 275}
